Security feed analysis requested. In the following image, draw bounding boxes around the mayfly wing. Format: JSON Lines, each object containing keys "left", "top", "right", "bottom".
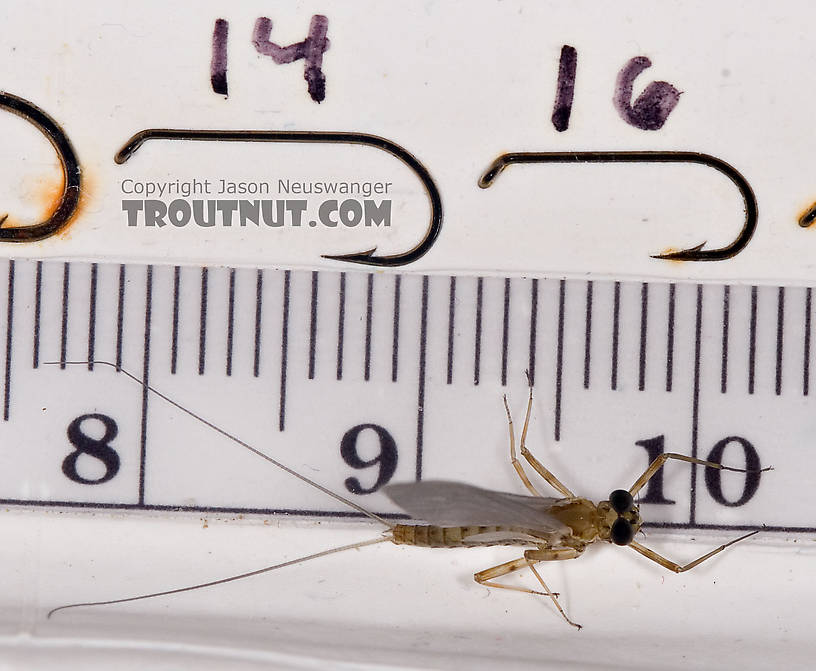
{"left": 383, "top": 480, "right": 571, "bottom": 539}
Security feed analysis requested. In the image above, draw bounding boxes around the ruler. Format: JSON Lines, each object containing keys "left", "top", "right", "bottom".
{"left": 0, "top": 258, "right": 805, "bottom": 533}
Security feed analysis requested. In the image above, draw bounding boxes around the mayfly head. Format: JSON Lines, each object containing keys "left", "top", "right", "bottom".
{"left": 597, "top": 489, "right": 643, "bottom": 546}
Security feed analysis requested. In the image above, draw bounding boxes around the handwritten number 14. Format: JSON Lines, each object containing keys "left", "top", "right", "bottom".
{"left": 210, "top": 15, "right": 330, "bottom": 102}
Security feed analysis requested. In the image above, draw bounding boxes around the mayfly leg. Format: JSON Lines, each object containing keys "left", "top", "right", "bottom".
{"left": 628, "top": 529, "right": 761, "bottom": 573}
{"left": 629, "top": 451, "right": 771, "bottom": 497}
{"left": 627, "top": 452, "right": 769, "bottom": 572}
{"left": 503, "top": 394, "right": 543, "bottom": 497}
{"left": 474, "top": 547, "right": 583, "bottom": 629}
{"left": 505, "top": 373, "right": 574, "bottom": 498}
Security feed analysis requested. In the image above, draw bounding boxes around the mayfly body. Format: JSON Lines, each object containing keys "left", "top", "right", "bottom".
{"left": 47, "top": 363, "right": 768, "bottom": 628}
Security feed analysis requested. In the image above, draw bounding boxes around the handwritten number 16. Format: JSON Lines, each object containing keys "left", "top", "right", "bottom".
{"left": 553, "top": 46, "right": 681, "bottom": 132}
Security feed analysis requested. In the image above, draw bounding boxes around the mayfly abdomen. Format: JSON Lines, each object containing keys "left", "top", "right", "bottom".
{"left": 391, "top": 524, "right": 525, "bottom": 548}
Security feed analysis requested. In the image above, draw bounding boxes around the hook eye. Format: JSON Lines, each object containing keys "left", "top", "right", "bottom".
{"left": 0, "top": 92, "right": 81, "bottom": 241}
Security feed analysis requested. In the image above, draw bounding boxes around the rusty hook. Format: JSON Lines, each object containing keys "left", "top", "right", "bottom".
{"left": 0, "top": 91, "right": 81, "bottom": 241}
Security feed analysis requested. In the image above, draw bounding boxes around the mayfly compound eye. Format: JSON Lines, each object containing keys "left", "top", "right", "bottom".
{"left": 609, "top": 489, "right": 635, "bottom": 514}
{"left": 610, "top": 518, "right": 635, "bottom": 546}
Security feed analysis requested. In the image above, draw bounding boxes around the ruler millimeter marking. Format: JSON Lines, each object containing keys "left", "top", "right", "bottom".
{"left": 0, "top": 258, "right": 810, "bottom": 532}
{"left": 11, "top": 266, "right": 812, "bottom": 410}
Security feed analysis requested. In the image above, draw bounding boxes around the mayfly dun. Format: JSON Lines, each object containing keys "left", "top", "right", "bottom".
{"left": 47, "top": 362, "right": 769, "bottom": 628}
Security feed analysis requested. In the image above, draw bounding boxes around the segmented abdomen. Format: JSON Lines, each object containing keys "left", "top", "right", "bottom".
{"left": 392, "top": 524, "right": 515, "bottom": 548}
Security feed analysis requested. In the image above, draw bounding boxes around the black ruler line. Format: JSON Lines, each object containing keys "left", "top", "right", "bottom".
{"left": 721, "top": 285, "right": 730, "bottom": 394}
{"left": 501, "top": 277, "right": 510, "bottom": 386}
{"left": 666, "top": 283, "right": 676, "bottom": 392}
{"left": 391, "top": 275, "right": 401, "bottom": 382}
{"left": 198, "top": 267, "right": 209, "bottom": 375}
{"left": 226, "top": 268, "right": 236, "bottom": 377}
{"left": 336, "top": 272, "right": 346, "bottom": 380}
{"left": 583, "top": 280, "right": 592, "bottom": 389}
{"left": 2, "top": 497, "right": 799, "bottom": 531}
{"left": 776, "top": 286, "right": 785, "bottom": 396}
{"left": 804, "top": 287, "right": 812, "bottom": 396}
{"left": 253, "top": 269, "right": 263, "bottom": 378}
{"left": 748, "top": 285, "right": 757, "bottom": 394}
{"left": 644, "top": 522, "right": 803, "bottom": 533}
{"left": 416, "top": 275, "right": 429, "bottom": 481}
{"left": 171, "top": 266, "right": 180, "bottom": 375}
{"left": 611, "top": 281, "right": 620, "bottom": 390}
{"left": 138, "top": 265, "right": 154, "bottom": 507}
{"left": 638, "top": 282, "right": 648, "bottom": 391}
{"left": 308, "top": 271, "right": 318, "bottom": 380}
{"left": 3, "top": 260, "right": 13, "bottom": 421}
{"left": 279, "top": 270, "right": 291, "bottom": 432}
{"left": 87, "top": 263, "right": 97, "bottom": 371}
{"left": 528, "top": 278, "right": 539, "bottom": 386}
{"left": 554, "top": 279, "right": 565, "bottom": 442}
{"left": 446, "top": 276, "right": 456, "bottom": 385}
{"left": 32, "top": 261, "right": 42, "bottom": 369}
{"left": 115, "top": 264, "right": 125, "bottom": 371}
{"left": 474, "top": 277, "right": 483, "bottom": 386}
{"left": 689, "top": 284, "right": 703, "bottom": 527}
{"left": 364, "top": 273, "right": 373, "bottom": 381}
{"left": 59, "top": 262, "right": 70, "bottom": 369}
{"left": 0, "top": 496, "right": 410, "bottom": 520}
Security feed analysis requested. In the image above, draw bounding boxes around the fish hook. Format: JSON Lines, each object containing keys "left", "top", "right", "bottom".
{"left": 0, "top": 91, "right": 81, "bottom": 241}
{"left": 479, "top": 150, "right": 757, "bottom": 261}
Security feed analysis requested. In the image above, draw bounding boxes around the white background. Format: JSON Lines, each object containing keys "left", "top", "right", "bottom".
{"left": 1, "top": 2, "right": 814, "bottom": 669}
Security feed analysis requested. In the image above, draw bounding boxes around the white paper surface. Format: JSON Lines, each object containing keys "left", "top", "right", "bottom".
{"left": 0, "top": 2, "right": 813, "bottom": 669}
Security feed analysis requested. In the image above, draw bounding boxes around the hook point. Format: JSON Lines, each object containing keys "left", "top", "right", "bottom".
{"left": 321, "top": 248, "right": 379, "bottom": 264}
{"left": 651, "top": 242, "right": 707, "bottom": 261}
